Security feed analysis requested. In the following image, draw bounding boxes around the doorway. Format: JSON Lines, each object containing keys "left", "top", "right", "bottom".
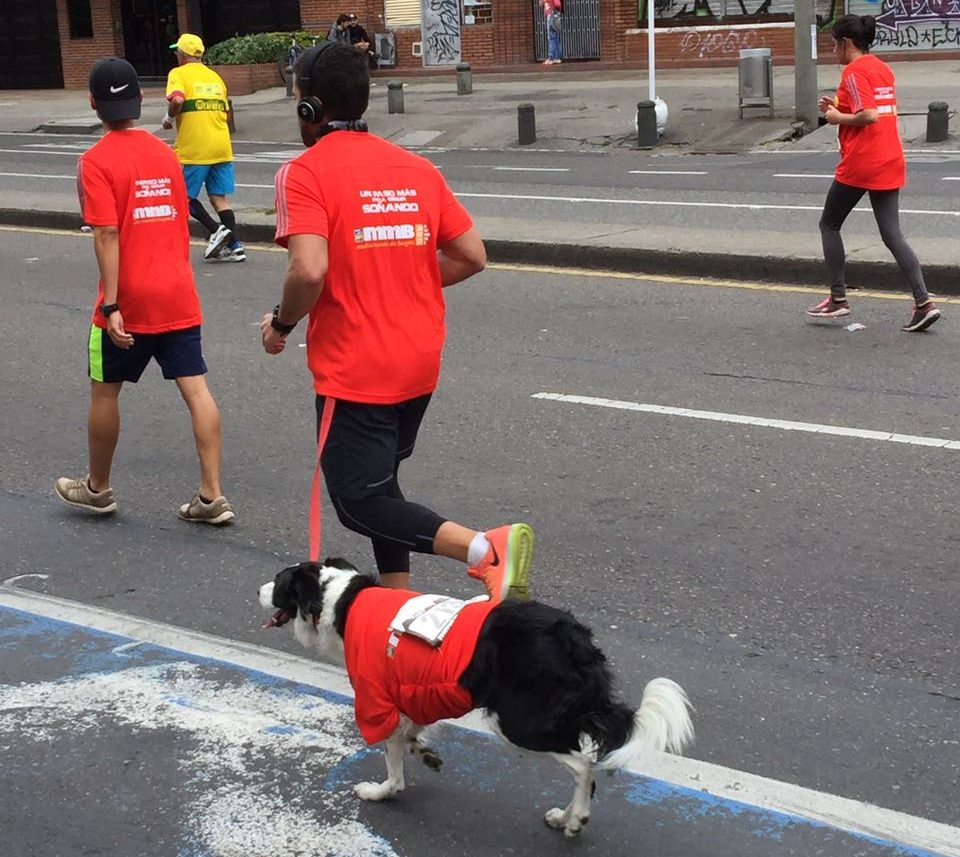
{"left": 0, "top": 0, "right": 63, "bottom": 89}
{"left": 533, "top": 0, "right": 601, "bottom": 62}
{"left": 121, "top": 0, "right": 181, "bottom": 80}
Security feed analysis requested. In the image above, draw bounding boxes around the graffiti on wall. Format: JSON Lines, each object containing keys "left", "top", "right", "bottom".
{"left": 678, "top": 28, "right": 769, "bottom": 57}
{"left": 422, "top": 0, "right": 461, "bottom": 65}
{"left": 849, "top": 0, "right": 960, "bottom": 50}
{"left": 650, "top": 0, "right": 836, "bottom": 19}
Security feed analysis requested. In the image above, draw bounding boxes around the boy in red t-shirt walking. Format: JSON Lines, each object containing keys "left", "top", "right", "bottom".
{"left": 55, "top": 57, "right": 234, "bottom": 524}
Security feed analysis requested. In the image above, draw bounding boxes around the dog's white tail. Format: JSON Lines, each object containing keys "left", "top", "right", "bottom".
{"left": 597, "top": 678, "right": 694, "bottom": 771}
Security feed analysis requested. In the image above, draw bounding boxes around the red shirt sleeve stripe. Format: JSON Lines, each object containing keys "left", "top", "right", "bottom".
{"left": 274, "top": 161, "right": 292, "bottom": 243}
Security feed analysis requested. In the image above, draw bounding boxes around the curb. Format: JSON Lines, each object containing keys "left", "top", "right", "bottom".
{"left": 4, "top": 207, "right": 958, "bottom": 296}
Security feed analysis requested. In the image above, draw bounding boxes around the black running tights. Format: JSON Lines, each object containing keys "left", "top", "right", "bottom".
{"left": 819, "top": 180, "right": 928, "bottom": 304}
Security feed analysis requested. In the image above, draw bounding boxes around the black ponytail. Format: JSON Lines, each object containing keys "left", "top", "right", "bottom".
{"left": 832, "top": 13, "right": 876, "bottom": 52}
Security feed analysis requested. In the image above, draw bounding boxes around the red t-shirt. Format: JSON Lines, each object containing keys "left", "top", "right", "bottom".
{"left": 343, "top": 587, "right": 495, "bottom": 745}
{"left": 274, "top": 132, "right": 474, "bottom": 404}
{"left": 77, "top": 129, "right": 202, "bottom": 333}
{"left": 834, "top": 54, "right": 905, "bottom": 191}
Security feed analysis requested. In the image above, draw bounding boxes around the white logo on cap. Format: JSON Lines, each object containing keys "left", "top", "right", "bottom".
{"left": 110, "top": 84, "right": 130, "bottom": 94}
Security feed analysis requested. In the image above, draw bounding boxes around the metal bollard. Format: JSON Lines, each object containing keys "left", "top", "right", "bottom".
{"left": 227, "top": 98, "right": 236, "bottom": 133}
{"left": 517, "top": 102, "right": 536, "bottom": 145}
{"left": 637, "top": 100, "right": 656, "bottom": 149}
{"left": 926, "top": 101, "right": 949, "bottom": 143}
{"left": 456, "top": 62, "right": 473, "bottom": 96}
{"left": 387, "top": 81, "right": 404, "bottom": 114}
{"left": 285, "top": 65, "right": 294, "bottom": 97}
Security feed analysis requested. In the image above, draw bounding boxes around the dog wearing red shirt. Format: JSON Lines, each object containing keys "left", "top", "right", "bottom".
{"left": 259, "top": 558, "right": 694, "bottom": 839}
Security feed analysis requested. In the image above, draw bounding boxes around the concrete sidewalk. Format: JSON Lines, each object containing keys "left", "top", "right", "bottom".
{"left": 4, "top": 59, "right": 960, "bottom": 154}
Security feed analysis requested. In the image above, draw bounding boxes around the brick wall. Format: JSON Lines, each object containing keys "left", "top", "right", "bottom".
{"left": 57, "top": 0, "right": 124, "bottom": 88}
{"left": 461, "top": 24, "right": 495, "bottom": 66}
{"left": 210, "top": 62, "right": 283, "bottom": 95}
{"left": 492, "top": 2, "right": 535, "bottom": 66}
{"left": 57, "top": 0, "right": 192, "bottom": 89}
{"left": 624, "top": 24, "right": 836, "bottom": 69}
{"left": 299, "top": 1, "right": 384, "bottom": 34}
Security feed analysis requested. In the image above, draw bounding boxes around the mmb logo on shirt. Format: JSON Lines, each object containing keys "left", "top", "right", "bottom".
{"left": 353, "top": 223, "right": 432, "bottom": 249}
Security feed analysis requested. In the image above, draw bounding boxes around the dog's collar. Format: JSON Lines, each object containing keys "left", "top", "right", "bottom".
{"left": 263, "top": 608, "right": 324, "bottom": 629}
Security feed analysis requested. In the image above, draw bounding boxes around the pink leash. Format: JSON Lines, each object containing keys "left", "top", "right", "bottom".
{"left": 309, "top": 397, "right": 336, "bottom": 562}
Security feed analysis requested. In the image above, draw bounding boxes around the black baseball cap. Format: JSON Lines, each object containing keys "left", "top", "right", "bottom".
{"left": 88, "top": 58, "right": 142, "bottom": 122}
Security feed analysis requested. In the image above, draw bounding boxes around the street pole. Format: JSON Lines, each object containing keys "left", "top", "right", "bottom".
{"left": 794, "top": 0, "right": 818, "bottom": 131}
{"left": 648, "top": 0, "right": 656, "bottom": 102}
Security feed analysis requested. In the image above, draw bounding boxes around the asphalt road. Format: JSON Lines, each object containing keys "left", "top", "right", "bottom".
{"left": 3, "top": 132, "right": 960, "bottom": 258}
{"left": 2, "top": 226, "right": 959, "bottom": 854}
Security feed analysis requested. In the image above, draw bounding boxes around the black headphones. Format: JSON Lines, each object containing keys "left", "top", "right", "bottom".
{"left": 295, "top": 41, "right": 370, "bottom": 137}
{"left": 296, "top": 41, "right": 335, "bottom": 124}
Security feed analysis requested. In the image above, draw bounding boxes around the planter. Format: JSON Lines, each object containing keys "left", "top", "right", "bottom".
{"left": 208, "top": 62, "right": 282, "bottom": 96}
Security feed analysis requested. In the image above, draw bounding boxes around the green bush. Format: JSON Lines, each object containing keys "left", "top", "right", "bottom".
{"left": 204, "top": 31, "right": 327, "bottom": 65}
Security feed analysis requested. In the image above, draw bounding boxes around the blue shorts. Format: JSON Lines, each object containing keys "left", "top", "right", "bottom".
{"left": 182, "top": 162, "right": 235, "bottom": 199}
{"left": 87, "top": 324, "right": 207, "bottom": 383}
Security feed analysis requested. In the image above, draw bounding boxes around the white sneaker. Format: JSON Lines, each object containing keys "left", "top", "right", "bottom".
{"left": 203, "top": 225, "right": 233, "bottom": 260}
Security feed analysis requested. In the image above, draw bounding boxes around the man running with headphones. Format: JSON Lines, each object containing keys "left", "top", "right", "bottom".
{"left": 258, "top": 41, "right": 534, "bottom": 601}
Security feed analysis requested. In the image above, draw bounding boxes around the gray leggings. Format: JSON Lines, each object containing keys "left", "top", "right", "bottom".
{"left": 819, "top": 180, "right": 928, "bottom": 303}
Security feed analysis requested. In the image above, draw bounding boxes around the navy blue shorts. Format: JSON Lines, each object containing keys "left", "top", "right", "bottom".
{"left": 87, "top": 324, "right": 207, "bottom": 383}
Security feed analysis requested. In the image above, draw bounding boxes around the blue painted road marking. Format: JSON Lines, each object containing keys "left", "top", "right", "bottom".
{"left": 0, "top": 600, "right": 955, "bottom": 857}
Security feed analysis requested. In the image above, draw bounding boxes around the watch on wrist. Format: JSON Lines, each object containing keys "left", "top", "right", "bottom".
{"left": 99, "top": 302, "right": 120, "bottom": 318}
{"left": 270, "top": 304, "right": 296, "bottom": 335}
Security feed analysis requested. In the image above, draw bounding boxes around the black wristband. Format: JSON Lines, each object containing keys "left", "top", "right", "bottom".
{"left": 99, "top": 302, "right": 120, "bottom": 318}
{"left": 270, "top": 304, "right": 296, "bottom": 335}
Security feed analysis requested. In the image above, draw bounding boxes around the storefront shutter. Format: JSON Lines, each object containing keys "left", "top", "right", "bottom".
{"left": 385, "top": 0, "right": 422, "bottom": 27}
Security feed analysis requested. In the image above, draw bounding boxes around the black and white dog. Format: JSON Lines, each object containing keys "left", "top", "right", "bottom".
{"left": 259, "top": 559, "right": 694, "bottom": 838}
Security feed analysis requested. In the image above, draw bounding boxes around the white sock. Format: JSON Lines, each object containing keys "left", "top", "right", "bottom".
{"left": 467, "top": 532, "right": 490, "bottom": 567}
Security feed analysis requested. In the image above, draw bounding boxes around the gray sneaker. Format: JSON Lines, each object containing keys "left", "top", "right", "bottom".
{"left": 178, "top": 492, "right": 235, "bottom": 525}
{"left": 55, "top": 475, "right": 117, "bottom": 514}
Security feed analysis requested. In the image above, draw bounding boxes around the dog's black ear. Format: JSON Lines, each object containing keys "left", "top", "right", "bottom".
{"left": 291, "top": 566, "right": 323, "bottom": 620}
{"left": 297, "top": 561, "right": 322, "bottom": 578}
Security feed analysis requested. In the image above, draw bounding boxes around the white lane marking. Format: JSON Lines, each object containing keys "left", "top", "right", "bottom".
{"left": 0, "top": 171, "right": 276, "bottom": 190}
{"left": 24, "top": 142, "right": 90, "bottom": 150}
{"left": 941, "top": 176, "right": 960, "bottom": 181}
{"left": 485, "top": 166, "right": 570, "bottom": 172}
{"left": 773, "top": 173, "right": 835, "bottom": 178}
{"left": 2, "top": 171, "right": 957, "bottom": 218}
{"left": 2, "top": 585, "right": 958, "bottom": 857}
{"left": 0, "top": 147, "right": 83, "bottom": 157}
{"left": 456, "top": 191, "right": 960, "bottom": 217}
{"left": 0, "top": 171, "right": 74, "bottom": 179}
{"left": 628, "top": 170, "right": 709, "bottom": 175}
{"left": 3, "top": 573, "right": 49, "bottom": 585}
{"left": 532, "top": 392, "right": 960, "bottom": 450}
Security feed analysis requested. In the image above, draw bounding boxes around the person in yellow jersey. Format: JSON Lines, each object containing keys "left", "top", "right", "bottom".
{"left": 162, "top": 34, "right": 245, "bottom": 263}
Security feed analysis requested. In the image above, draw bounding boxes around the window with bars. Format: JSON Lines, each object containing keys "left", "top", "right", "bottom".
{"left": 464, "top": 0, "right": 493, "bottom": 24}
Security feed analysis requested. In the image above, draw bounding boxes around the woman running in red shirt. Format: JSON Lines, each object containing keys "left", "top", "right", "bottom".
{"left": 807, "top": 15, "right": 940, "bottom": 332}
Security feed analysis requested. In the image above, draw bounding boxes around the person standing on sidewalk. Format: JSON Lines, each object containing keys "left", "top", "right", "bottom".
{"left": 56, "top": 57, "right": 234, "bottom": 526}
{"left": 162, "top": 34, "right": 245, "bottom": 263}
{"left": 543, "top": 0, "right": 563, "bottom": 65}
{"left": 258, "top": 42, "right": 534, "bottom": 600}
{"left": 807, "top": 14, "right": 940, "bottom": 332}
